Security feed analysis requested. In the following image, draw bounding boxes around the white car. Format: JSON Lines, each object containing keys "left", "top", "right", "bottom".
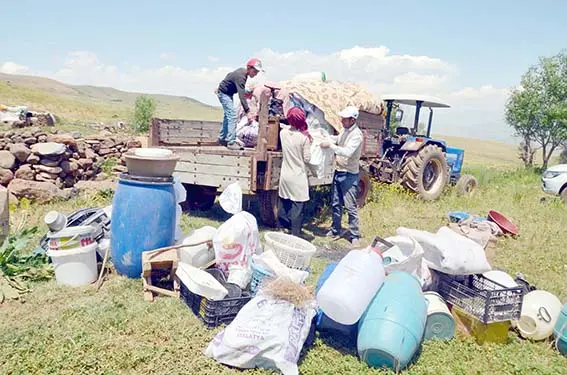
{"left": 542, "top": 164, "right": 567, "bottom": 202}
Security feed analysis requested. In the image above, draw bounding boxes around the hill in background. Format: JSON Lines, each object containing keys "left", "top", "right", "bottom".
{"left": 0, "top": 73, "right": 222, "bottom": 125}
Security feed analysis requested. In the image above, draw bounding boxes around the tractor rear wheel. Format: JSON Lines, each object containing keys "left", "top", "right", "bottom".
{"left": 455, "top": 174, "right": 478, "bottom": 196}
{"left": 400, "top": 144, "right": 448, "bottom": 200}
{"left": 357, "top": 169, "right": 371, "bottom": 208}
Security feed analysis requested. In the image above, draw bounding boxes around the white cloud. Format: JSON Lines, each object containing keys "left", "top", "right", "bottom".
{"left": 0, "top": 46, "right": 515, "bottom": 142}
{"left": 160, "top": 52, "right": 175, "bottom": 61}
{"left": 0, "top": 62, "right": 30, "bottom": 75}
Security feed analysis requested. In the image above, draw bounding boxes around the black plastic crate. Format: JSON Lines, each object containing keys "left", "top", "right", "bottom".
{"left": 179, "top": 270, "right": 252, "bottom": 328}
{"left": 437, "top": 273, "right": 524, "bottom": 324}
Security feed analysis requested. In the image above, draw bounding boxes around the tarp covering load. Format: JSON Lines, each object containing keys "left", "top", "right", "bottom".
{"left": 279, "top": 80, "right": 385, "bottom": 133}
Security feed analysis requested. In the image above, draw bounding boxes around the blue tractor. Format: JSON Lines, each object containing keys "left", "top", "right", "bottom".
{"left": 367, "top": 95, "right": 478, "bottom": 200}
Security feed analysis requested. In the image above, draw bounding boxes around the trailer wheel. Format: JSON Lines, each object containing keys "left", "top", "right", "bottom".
{"left": 357, "top": 169, "right": 371, "bottom": 208}
{"left": 400, "top": 144, "right": 448, "bottom": 200}
{"left": 455, "top": 174, "right": 478, "bottom": 196}
{"left": 258, "top": 190, "right": 279, "bottom": 227}
{"left": 182, "top": 184, "right": 217, "bottom": 211}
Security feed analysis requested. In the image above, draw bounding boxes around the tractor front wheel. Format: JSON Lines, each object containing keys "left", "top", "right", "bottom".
{"left": 400, "top": 144, "right": 448, "bottom": 200}
{"left": 455, "top": 174, "right": 478, "bottom": 196}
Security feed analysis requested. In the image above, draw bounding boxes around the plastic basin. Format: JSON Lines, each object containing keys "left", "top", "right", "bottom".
{"left": 487, "top": 210, "right": 518, "bottom": 236}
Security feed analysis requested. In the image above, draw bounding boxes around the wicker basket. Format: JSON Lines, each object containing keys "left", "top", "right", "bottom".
{"left": 264, "top": 232, "right": 316, "bottom": 270}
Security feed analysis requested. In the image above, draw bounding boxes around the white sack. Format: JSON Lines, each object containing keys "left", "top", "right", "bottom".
{"left": 382, "top": 235, "right": 430, "bottom": 287}
{"left": 204, "top": 295, "right": 316, "bottom": 375}
{"left": 213, "top": 183, "right": 262, "bottom": 287}
{"left": 396, "top": 226, "right": 491, "bottom": 275}
{"left": 306, "top": 129, "right": 334, "bottom": 179}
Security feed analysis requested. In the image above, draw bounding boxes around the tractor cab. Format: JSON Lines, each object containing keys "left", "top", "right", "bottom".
{"left": 369, "top": 94, "right": 476, "bottom": 200}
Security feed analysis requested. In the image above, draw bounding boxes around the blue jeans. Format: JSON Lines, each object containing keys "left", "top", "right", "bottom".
{"left": 217, "top": 92, "right": 237, "bottom": 144}
{"left": 331, "top": 171, "right": 360, "bottom": 239}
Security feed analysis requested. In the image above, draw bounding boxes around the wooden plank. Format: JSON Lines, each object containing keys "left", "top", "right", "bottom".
{"left": 176, "top": 162, "right": 250, "bottom": 177}
{"left": 173, "top": 152, "right": 251, "bottom": 166}
{"left": 255, "top": 89, "right": 269, "bottom": 161}
{"left": 173, "top": 171, "right": 251, "bottom": 192}
{"left": 166, "top": 146, "right": 256, "bottom": 157}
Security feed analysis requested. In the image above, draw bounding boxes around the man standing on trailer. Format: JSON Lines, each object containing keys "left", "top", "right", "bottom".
{"left": 215, "top": 58, "right": 264, "bottom": 150}
{"left": 320, "top": 106, "right": 363, "bottom": 246}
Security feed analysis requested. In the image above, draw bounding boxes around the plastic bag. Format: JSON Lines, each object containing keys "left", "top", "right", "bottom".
{"left": 382, "top": 235, "right": 428, "bottom": 286}
{"left": 204, "top": 295, "right": 316, "bottom": 375}
{"left": 396, "top": 226, "right": 491, "bottom": 275}
{"left": 213, "top": 183, "right": 262, "bottom": 286}
{"left": 307, "top": 129, "right": 334, "bottom": 179}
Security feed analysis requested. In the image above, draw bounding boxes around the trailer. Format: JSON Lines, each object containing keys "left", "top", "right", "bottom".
{"left": 150, "top": 89, "right": 385, "bottom": 226}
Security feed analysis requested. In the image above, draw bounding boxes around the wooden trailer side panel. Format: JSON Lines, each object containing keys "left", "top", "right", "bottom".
{"left": 150, "top": 119, "right": 222, "bottom": 146}
{"left": 171, "top": 148, "right": 253, "bottom": 192}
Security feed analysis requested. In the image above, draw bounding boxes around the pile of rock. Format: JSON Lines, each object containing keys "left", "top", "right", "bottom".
{"left": 0, "top": 128, "right": 141, "bottom": 201}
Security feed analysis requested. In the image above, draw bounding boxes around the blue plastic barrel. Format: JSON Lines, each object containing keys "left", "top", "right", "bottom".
{"left": 357, "top": 271, "right": 427, "bottom": 371}
{"left": 314, "top": 262, "right": 358, "bottom": 338}
{"left": 110, "top": 174, "right": 176, "bottom": 278}
{"left": 553, "top": 304, "right": 567, "bottom": 356}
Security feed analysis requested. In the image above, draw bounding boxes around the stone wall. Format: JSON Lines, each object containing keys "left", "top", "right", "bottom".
{"left": 0, "top": 128, "right": 141, "bottom": 200}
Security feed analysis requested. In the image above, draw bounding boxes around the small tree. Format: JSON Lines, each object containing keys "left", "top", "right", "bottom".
{"left": 505, "top": 50, "right": 567, "bottom": 169}
{"left": 132, "top": 95, "right": 156, "bottom": 133}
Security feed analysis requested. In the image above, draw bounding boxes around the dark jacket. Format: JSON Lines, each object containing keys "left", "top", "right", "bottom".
{"left": 218, "top": 68, "right": 249, "bottom": 113}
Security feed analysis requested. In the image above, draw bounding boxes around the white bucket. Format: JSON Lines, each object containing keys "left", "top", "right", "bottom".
{"left": 47, "top": 243, "right": 98, "bottom": 286}
{"left": 424, "top": 291, "right": 455, "bottom": 340}
{"left": 47, "top": 225, "right": 96, "bottom": 251}
{"left": 516, "top": 290, "right": 562, "bottom": 341}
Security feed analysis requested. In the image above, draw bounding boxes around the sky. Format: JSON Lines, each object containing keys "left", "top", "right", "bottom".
{"left": 1, "top": 0, "right": 566, "bottom": 143}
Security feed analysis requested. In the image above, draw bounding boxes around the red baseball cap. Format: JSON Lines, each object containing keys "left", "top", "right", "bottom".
{"left": 246, "top": 57, "right": 265, "bottom": 72}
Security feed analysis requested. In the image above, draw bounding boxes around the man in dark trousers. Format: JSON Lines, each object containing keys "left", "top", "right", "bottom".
{"left": 216, "top": 58, "right": 264, "bottom": 150}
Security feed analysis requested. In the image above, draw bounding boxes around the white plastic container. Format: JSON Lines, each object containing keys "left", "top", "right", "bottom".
{"left": 47, "top": 243, "right": 98, "bottom": 286}
{"left": 316, "top": 248, "right": 385, "bottom": 325}
{"left": 47, "top": 225, "right": 96, "bottom": 251}
{"left": 179, "top": 226, "right": 217, "bottom": 268}
{"left": 516, "top": 290, "right": 562, "bottom": 341}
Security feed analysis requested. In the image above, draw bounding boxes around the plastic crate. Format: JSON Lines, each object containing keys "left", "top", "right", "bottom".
{"left": 179, "top": 269, "right": 252, "bottom": 328}
{"left": 437, "top": 273, "right": 524, "bottom": 324}
{"left": 250, "top": 263, "right": 274, "bottom": 295}
{"left": 264, "top": 232, "right": 316, "bottom": 270}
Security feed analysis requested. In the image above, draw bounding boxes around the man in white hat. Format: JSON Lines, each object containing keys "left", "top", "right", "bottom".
{"left": 320, "top": 105, "right": 363, "bottom": 246}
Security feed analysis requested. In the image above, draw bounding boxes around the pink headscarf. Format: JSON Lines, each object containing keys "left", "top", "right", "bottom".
{"left": 286, "top": 107, "right": 312, "bottom": 142}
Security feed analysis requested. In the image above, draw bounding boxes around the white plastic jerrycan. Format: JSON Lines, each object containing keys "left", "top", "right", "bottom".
{"left": 316, "top": 247, "right": 385, "bottom": 325}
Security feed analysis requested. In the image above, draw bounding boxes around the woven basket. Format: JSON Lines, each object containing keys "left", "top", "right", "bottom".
{"left": 264, "top": 232, "right": 316, "bottom": 270}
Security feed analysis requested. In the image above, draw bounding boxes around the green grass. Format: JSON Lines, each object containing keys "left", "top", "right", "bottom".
{"left": 1, "top": 166, "right": 566, "bottom": 375}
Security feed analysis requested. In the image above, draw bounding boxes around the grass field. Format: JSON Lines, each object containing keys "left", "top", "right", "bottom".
{"left": 1, "top": 151, "right": 567, "bottom": 374}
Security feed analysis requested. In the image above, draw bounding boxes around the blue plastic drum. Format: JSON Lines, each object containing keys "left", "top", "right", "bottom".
{"left": 110, "top": 174, "right": 176, "bottom": 278}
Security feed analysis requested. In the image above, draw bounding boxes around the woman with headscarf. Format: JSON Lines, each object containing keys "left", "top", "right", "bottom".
{"left": 277, "top": 107, "right": 312, "bottom": 237}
